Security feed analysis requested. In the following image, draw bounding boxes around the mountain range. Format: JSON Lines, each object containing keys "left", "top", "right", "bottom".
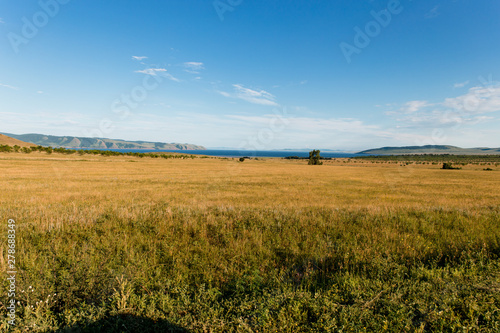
{"left": 358, "top": 145, "right": 500, "bottom": 155}
{"left": 1, "top": 133, "right": 205, "bottom": 150}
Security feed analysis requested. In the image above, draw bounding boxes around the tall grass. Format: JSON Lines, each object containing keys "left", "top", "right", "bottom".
{"left": 0, "top": 153, "right": 499, "bottom": 331}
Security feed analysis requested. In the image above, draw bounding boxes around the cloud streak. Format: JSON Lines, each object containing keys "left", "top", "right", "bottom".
{"left": 183, "top": 62, "right": 204, "bottom": 74}
{"left": 219, "top": 84, "right": 279, "bottom": 106}
{"left": 0, "top": 83, "right": 19, "bottom": 90}
{"left": 387, "top": 84, "right": 500, "bottom": 128}
{"left": 135, "top": 68, "right": 180, "bottom": 82}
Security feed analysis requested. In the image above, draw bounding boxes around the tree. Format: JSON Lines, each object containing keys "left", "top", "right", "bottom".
{"left": 308, "top": 150, "right": 323, "bottom": 165}
{"left": 442, "top": 162, "right": 461, "bottom": 170}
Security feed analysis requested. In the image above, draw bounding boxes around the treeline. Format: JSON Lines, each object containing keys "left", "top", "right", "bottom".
{"left": 0, "top": 144, "right": 199, "bottom": 159}
{"left": 353, "top": 154, "right": 500, "bottom": 163}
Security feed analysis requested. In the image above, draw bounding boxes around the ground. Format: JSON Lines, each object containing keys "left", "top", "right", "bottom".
{"left": 0, "top": 152, "right": 499, "bottom": 332}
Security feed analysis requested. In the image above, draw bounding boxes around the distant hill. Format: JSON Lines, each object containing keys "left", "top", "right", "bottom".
{"left": 1, "top": 133, "right": 205, "bottom": 150}
{"left": 0, "top": 134, "right": 36, "bottom": 148}
{"left": 358, "top": 145, "right": 500, "bottom": 155}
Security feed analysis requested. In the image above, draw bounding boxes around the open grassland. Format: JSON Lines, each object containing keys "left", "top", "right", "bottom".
{"left": 0, "top": 152, "right": 499, "bottom": 332}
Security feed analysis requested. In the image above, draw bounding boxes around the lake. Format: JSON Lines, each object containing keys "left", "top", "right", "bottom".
{"left": 77, "top": 149, "right": 362, "bottom": 158}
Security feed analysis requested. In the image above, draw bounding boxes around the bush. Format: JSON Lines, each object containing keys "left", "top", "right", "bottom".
{"left": 442, "top": 162, "right": 461, "bottom": 170}
{"left": 308, "top": 150, "right": 323, "bottom": 165}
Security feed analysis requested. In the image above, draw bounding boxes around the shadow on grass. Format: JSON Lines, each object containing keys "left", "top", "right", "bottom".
{"left": 45, "top": 313, "right": 189, "bottom": 333}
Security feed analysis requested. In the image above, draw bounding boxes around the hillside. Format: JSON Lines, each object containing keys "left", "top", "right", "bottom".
{"left": 359, "top": 145, "right": 500, "bottom": 155}
{"left": 1, "top": 132, "right": 206, "bottom": 150}
{"left": 0, "top": 133, "right": 36, "bottom": 148}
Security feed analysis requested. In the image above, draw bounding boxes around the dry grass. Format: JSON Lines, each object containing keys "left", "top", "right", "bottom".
{"left": 0, "top": 134, "right": 36, "bottom": 148}
{"left": 0, "top": 152, "right": 499, "bottom": 332}
{"left": 1, "top": 152, "right": 499, "bottom": 212}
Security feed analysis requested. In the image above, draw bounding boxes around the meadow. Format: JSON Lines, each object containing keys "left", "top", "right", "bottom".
{"left": 0, "top": 150, "right": 499, "bottom": 332}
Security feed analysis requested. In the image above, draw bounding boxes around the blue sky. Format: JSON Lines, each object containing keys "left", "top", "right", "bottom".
{"left": 1, "top": 0, "right": 499, "bottom": 151}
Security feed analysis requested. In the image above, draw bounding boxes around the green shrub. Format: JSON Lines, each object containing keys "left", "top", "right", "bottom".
{"left": 442, "top": 162, "right": 461, "bottom": 170}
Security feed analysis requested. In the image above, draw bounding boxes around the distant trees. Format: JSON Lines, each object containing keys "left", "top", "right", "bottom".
{"left": 308, "top": 150, "right": 323, "bottom": 165}
{"left": 442, "top": 163, "right": 461, "bottom": 170}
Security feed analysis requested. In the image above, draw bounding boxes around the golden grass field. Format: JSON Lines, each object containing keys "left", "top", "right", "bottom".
{"left": 1, "top": 151, "right": 499, "bottom": 332}
{"left": 1, "top": 152, "right": 499, "bottom": 212}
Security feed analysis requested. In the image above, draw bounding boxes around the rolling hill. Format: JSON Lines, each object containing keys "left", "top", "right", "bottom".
{"left": 359, "top": 145, "right": 500, "bottom": 155}
{"left": 0, "top": 134, "right": 36, "bottom": 148}
{"left": 0, "top": 133, "right": 205, "bottom": 150}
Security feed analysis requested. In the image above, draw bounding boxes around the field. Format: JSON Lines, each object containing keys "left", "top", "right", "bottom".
{"left": 1, "top": 151, "right": 499, "bottom": 332}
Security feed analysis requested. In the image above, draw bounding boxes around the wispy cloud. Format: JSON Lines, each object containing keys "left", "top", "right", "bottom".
{"left": 0, "top": 83, "right": 19, "bottom": 90}
{"left": 135, "top": 68, "right": 180, "bottom": 82}
{"left": 123, "top": 111, "right": 382, "bottom": 150}
{"left": 229, "top": 114, "right": 378, "bottom": 133}
{"left": 425, "top": 6, "right": 440, "bottom": 19}
{"left": 387, "top": 84, "right": 500, "bottom": 128}
{"left": 219, "top": 84, "right": 279, "bottom": 106}
{"left": 454, "top": 80, "right": 469, "bottom": 88}
{"left": 135, "top": 68, "right": 167, "bottom": 76}
{"left": 443, "top": 86, "right": 500, "bottom": 113}
{"left": 400, "top": 100, "right": 429, "bottom": 113}
{"left": 132, "top": 56, "right": 148, "bottom": 61}
{"left": 183, "top": 62, "right": 204, "bottom": 74}
{"left": 0, "top": 18, "right": 4, "bottom": 24}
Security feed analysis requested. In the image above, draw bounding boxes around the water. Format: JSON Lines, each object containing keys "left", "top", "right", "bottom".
{"left": 76, "top": 148, "right": 362, "bottom": 158}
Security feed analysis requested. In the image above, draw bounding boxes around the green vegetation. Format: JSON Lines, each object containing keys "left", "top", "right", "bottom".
{"left": 358, "top": 145, "right": 500, "bottom": 155}
{"left": 308, "top": 150, "right": 323, "bottom": 165}
{"left": 2, "top": 206, "right": 499, "bottom": 332}
{"left": 0, "top": 150, "right": 499, "bottom": 331}
{"left": 354, "top": 154, "right": 500, "bottom": 163}
{"left": 442, "top": 162, "right": 461, "bottom": 170}
{"left": 0, "top": 144, "right": 199, "bottom": 160}
{"left": 1, "top": 132, "right": 206, "bottom": 150}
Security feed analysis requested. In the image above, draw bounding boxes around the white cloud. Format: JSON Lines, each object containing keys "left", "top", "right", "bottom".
{"left": 218, "top": 91, "right": 231, "bottom": 98}
{"left": 135, "top": 68, "right": 167, "bottom": 76}
{"left": 443, "top": 86, "right": 500, "bottom": 113}
{"left": 163, "top": 73, "right": 180, "bottom": 82}
{"left": 183, "top": 62, "right": 204, "bottom": 74}
{"left": 119, "top": 112, "right": 382, "bottom": 150}
{"left": 229, "top": 114, "right": 378, "bottom": 133}
{"left": 37, "top": 91, "right": 43, "bottom": 94}
{"left": 220, "top": 84, "right": 279, "bottom": 106}
{"left": 400, "top": 100, "right": 429, "bottom": 113}
{"left": 0, "top": 83, "right": 19, "bottom": 90}
{"left": 387, "top": 84, "right": 500, "bottom": 129}
{"left": 454, "top": 80, "right": 469, "bottom": 88}
{"left": 0, "top": 18, "right": 4, "bottom": 24}
{"left": 134, "top": 68, "right": 180, "bottom": 82}
{"left": 132, "top": 56, "right": 148, "bottom": 61}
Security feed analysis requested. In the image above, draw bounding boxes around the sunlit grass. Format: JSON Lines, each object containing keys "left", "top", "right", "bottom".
{"left": 0, "top": 152, "right": 499, "bottom": 332}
